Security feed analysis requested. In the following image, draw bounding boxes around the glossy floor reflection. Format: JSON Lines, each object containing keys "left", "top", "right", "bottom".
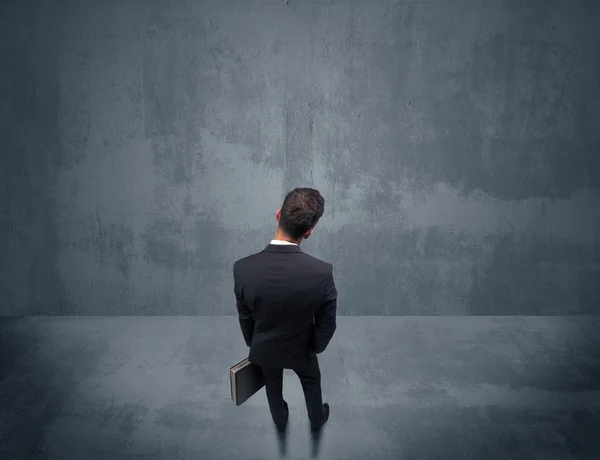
{"left": 1, "top": 316, "right": 599, "bottom": 459}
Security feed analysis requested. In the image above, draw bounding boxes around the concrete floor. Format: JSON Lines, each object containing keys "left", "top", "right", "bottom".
{"left": 1, "top": 316, "right": 599, "bottom": 460}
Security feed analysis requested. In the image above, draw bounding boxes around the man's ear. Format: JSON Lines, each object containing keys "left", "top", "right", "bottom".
{"left": 276, "top": 208, "right": 281, "bottom": 222}
{"left": 304, "top": 229, "right": 313, "bottom": 239}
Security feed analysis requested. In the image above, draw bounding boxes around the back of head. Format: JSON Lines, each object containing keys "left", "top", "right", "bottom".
{"left": 279, "top": 188, "right": 325, "bottom": 240}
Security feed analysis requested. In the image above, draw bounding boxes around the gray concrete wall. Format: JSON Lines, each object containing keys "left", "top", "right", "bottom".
{"left": 1, "top": 0, "right": 599, "bottom": 315}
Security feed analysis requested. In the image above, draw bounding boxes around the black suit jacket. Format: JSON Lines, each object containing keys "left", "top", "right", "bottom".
{"left": 233, "top": 243, "right": 337, "bottom": 367}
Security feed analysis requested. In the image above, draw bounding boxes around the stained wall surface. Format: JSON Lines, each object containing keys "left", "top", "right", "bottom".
{"left": 1, "top": 0, "right": 599, "bottom": 315}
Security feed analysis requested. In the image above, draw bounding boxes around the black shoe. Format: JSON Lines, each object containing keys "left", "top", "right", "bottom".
{"left": 310, "top": 403, "right": 329, "bottom": 432}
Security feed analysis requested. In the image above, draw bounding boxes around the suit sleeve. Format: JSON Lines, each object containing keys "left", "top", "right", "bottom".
{"left": 313, "top": 264, "right": 337, "bottom": 354}
{"left": 233, "top": 262, "right": 254, "bottom": 347}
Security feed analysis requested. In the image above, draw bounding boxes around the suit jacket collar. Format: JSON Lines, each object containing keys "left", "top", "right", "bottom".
{"left": 262, "top": 244, "right": 303, "bottom": 253}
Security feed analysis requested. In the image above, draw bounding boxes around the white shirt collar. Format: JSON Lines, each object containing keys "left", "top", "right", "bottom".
{"left": 270, "top": 239, "right": 298, "bottom": 246}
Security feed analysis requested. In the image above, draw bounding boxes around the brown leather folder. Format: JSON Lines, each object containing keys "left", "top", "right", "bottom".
{"left": 230, "top": 357, "right": 265, "bottom": 406}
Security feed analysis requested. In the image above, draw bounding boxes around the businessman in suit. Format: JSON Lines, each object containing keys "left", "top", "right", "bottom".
{"left": 233, "top": 187, "right": 337, "bottom": 433}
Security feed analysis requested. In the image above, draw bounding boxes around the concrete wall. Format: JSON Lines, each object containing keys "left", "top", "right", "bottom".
{"left": 1, "top": 0, "right": 599, "bottom": 315}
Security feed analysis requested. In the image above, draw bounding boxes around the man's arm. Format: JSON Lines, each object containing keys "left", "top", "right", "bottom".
{"left": 233, "top": 263, "right": 254, "bottom": 347}
{"left": 313, "top": 265, "right": 337, "bottom": 354}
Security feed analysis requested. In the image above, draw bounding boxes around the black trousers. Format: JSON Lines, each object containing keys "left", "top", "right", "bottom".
{"left": 259, "top": 353, "right": 324, "bottom": 429}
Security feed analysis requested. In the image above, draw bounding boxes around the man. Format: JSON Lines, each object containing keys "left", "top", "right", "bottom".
{"left": 233, "top": 187, "right": 337, "bottom": 434}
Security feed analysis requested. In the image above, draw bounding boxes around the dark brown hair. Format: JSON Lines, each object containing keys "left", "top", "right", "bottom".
{"left": 279, "top": 188, "right": 325, "bottom": 239}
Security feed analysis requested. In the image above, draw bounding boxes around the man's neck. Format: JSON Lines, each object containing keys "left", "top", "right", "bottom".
{"left": 274, "top": 231, "right": 301, "bottom": 245}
